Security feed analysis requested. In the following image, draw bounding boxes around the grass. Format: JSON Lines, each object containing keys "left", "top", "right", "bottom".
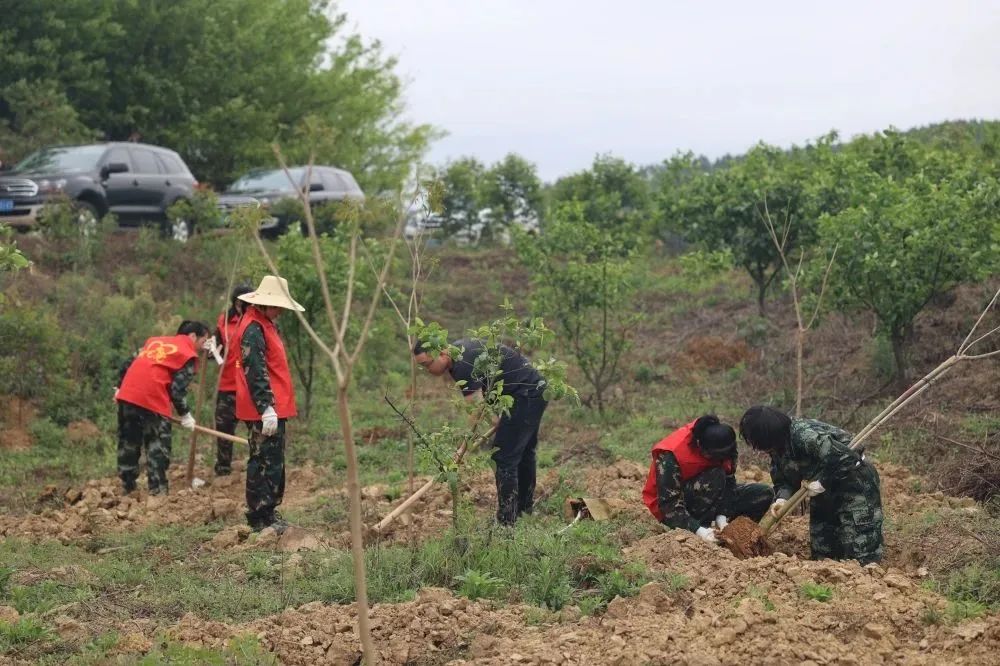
{"left": 799, "top": 582, "right": 834, "bottom": 602}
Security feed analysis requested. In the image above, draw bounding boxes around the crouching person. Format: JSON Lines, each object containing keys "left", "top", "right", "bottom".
{"left": 115, "top": 320, "right": 211, "bottom": 495}
{"left": 642, "top": 415, "right": 773, "bottom": 543}
{"left": 739, "top": 406, "right": 884, "bottom": 564}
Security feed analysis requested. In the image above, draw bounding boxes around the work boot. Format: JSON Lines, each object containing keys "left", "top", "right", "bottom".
{"left": 214, "top": 466, "right": 231, "bottom": 477}
{"left": 148, "top": 485, "right": 167, "bottom": 496}
{"left": 122, "top": 479, "right": 137, "bottom": 495}
{"left": 269, "top": 511, "right": 290, "bottom": 536}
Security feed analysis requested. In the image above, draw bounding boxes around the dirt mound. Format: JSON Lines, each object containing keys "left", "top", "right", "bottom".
{"left": 0, "top": 464, "right": 325, "bottom": 542}
{"left": 680, "top": 335, "right": 754, "bottom": 372}
{"left": 65, "top": 419, "right": 102, "bottom": 445}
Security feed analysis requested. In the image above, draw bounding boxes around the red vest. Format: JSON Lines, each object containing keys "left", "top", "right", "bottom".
{"left": 216, "top": 311, "right": 243, "bottom": 392}
{"left": 117, "top": 335, "right": 198, "bottom": 417}
{"left": 642, "top": 420, "right": 735, "bottom": 521}
{"left": 234, "top": 307, "right": 297, "bottom": 421}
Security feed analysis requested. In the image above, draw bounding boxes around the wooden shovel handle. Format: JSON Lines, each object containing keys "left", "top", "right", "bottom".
{"left": 171, "top": 417, "right": 249, "bottom": 445}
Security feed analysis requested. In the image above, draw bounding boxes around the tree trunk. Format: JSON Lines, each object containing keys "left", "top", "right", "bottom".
{"left": 794, "top": 328, "right": 804, "bottom": 417}
{"left": 756, "top": 279, "right": 767, "bottom": 317}
{"left": 337, "top": 382, "right": 376, "bottom": 664}
{"left": 890, "top": 331, "right": 909, "bottom": 387}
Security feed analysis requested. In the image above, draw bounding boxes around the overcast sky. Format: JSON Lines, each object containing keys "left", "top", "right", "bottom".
{"left": 337, "top": 1, "right": 1000, "bottom": 182}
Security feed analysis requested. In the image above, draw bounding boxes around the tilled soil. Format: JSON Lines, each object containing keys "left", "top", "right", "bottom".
{"left": 2, "top": 457, "right": 997, "bottom": 664}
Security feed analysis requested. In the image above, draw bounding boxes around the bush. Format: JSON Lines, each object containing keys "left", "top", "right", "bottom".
{"left": 167, "top": 189, "right": 222, "bottom": 235}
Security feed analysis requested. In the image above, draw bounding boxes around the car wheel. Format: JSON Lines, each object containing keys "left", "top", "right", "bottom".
{"left": 74, "top": 201, "right": 100, "bottom": 236}
{"left": 167, "top": 218, "right": 194, "bottom": 243}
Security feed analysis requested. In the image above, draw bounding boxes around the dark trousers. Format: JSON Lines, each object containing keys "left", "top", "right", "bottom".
{"left": 245, "top": 419, "right": 286, "bottom": 525}
{"left": 214, "top": 391, "right": 237, "bottom": 474}
{"left": 810, "top": 462, "right": 884, "bottom": 565}
{"left": 117, "top": 402, "right": 172, "bottom": 493}
{"left": 491, "top": 395, "right": 548, "bottom": 526}
{"left": 684, "top": 467, "right": 773, "bottom": 526}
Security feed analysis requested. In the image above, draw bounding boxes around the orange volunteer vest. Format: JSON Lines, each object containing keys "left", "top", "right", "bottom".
{"left": 117, "top": 334, "right": 198, "bottom": 417}
{"left": 234, "top": 307, "right": 297, "bottom": 421}
{"left": 642, "top": 420, "right": 735, "bottom": 521}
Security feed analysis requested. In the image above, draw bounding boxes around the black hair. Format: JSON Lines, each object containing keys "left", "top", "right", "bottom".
{"left": 413, "top": 340, "right": 428, "bottom": 356}
{"left": 739, "top": 406, "right": 792, "bottom": 453}
{"left": 229, "top": 284, "right": 254, "bottom": 318}
{"left": 177, "top": 320, "right": 210, "bottom": 337}
{"left": 692, "top": 414, "right": 736, "bottom": 460}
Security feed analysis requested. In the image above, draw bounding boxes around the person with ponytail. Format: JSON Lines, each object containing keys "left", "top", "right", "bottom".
{"left": 642, "top": 415, "right": 773, "bottom": 543}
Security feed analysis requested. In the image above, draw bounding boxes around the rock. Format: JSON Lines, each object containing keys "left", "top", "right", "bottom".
{"left": 863, "top": 623, "right": 888, "bottom": 640}
{"left": 637, "top": 582, "right": 673, "bottom": 612}
{"left": 82, "top": 488, "right": 102, "bottom": 506}
{"left": 255, "top": 527, "right": 280, "bottom": 548}
{"left": 0, "top": 606, "right": 19, "bottom": 623}
{"left": 558, "top": 605, "right": 581, "bottom": 622}
{"left": 954, "top": 622, "right": 986, "bottom": 640}
{"left": 278, "top": 526, "right": 321, "bottom": 552}
{"left": 208, "top": 525, "right": 250, "bottom": 551}
{"left": 605, "top": 596, "right": 631, "bottom": 619}
{"left": 884, "top": 574, "right": 912, "bottom": 590}
{"left": 300, "top": 635, "right": 314, "bottom": 646}
{"left": 64, "top": 488, "right": 83, "bottom": 505}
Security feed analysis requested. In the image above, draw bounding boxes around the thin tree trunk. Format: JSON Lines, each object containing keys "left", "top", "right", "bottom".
{"left": 891, "top": 332, "right": 908, "bottom": 386}
{"left": 795, "top": 328, "right": 804, "bottom": 417}
{"left": 336, "top": 382, "right": 376, "bottom": 663}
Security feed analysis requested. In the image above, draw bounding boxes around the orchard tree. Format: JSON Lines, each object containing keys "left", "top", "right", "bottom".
{"left": 815, "top": 144, "right": 1000, "bottom": 382}
{"left": 515, "top": 202, "right": 640, "bottom": 414}
{"left": 548, "top": 154, "right": 652, "bottom": 237}
{"left": 663, "top": 143, "right": 813, "bottom": 314}
{"left": 481, "top": 153, "right": 542, "bottom": 237}
{"left": 437, "top": 156, "right": 486, "bottom": 237}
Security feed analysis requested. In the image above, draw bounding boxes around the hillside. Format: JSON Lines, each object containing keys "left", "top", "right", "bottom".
{"left": 0, "top": 233, "right": 999, "bottom": 664}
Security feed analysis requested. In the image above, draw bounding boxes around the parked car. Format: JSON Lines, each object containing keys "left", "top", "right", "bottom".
{"left": 216, "top": 165, "right": 364, "bottom": 236}
{"left": 0, "top": 143, "right": 199, "bottom": 240}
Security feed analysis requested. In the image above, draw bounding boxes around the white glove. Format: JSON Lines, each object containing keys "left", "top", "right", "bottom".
{"left": 203, "top": 337, "right": 224, "bottom": 365}
{"left": 714, "top": 515, "right": 729, "bottom": 531}
{"left": 113, "top": 387, "right": 120, "bottom": 403}
{"left": 805, "top": 480, "right": 826, "bottom": 497}
{"left": 179, "top": 412, "right": 196, "bottom": 431}
{"left": 769, "top": 498, "right": 787, "bottom": 518}
{"left": 261, "top": 406, "right": 278, "bottom": 436}
{"left": 695, "top": 526, "right": 718, "bottom": 544}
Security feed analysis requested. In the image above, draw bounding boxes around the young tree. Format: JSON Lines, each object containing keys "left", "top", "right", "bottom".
{"left": 515, "top": 202, "right": 640, "bottom": 414}
{"left": 481, "top": 153, "right": 543, "bottom": 238}
{"left": 816, "top": 142, "right": 1000, "bottom": 382}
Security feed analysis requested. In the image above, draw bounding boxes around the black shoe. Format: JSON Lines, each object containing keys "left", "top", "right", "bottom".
{"left": 122, "top": 481, "right": 137, "bottom": 495}
{"left": 214, "top": 467, "right": 231, "bottom": 477}
{"left": 148, "top": 486, "right": 167, "bottom": 496}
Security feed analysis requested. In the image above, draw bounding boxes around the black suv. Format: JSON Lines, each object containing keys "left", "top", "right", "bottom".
{"left": 217, "top": 165, "right": 364, "bottom": 236}
{"left": 0, "top": 143, "right": 198, "bottom": 240}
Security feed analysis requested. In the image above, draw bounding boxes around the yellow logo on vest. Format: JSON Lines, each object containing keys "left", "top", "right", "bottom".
{"left": 139, "top": 340, "right": 178, "bottom": 363}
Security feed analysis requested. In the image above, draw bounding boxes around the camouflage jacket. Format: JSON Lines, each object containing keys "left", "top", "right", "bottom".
{"left": 770, "top": 418, "right": 863, "bottom": 500}
{"left": 240, "top": 321, "right": 274, "bottom": 413}
{"left": 656, "top": 451, "right": 736, "bottom": 532}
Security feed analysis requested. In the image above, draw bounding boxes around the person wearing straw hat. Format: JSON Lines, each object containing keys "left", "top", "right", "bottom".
{"left": 115, "top": 320, "right": 211, "bottom": 495}
{"left": 208, "top": 284, "right": 253, "bottom": 477}
{"left": 739, "top": 406, "right": 884, "bottom": 564}
{"left": 234, "top": 275, "right": 304, "bottom": 533}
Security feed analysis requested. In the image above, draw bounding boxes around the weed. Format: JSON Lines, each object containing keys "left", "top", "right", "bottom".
{"left": 799, "top": 582, "right": 833, "bottom": 602}
{"left": 528, "top": 556, "right": 573, "bottom": 610}
{"left": 921, "top": 606, "right": 943, "bottom": 626}
{"left": 0, "top": 617, "right": 53, "bottom": 651}
{"left": 523, "top": 607, "right": 556, "bottom": 626}
{"left": 744, "top": 585, "right": 776, "bottom": 611}
{"left": 946, "top": 599, "right": 987, "bottom": 622}
{"left": 454, "top": 569, "right": 505, "bottom": 601}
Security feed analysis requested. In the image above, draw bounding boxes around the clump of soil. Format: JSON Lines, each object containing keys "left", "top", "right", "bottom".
{"left": 720, "top": 515, "right": 772, "bottom": 558}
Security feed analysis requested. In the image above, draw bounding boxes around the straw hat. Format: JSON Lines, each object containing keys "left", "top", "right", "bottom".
{"left": 238, "top": 275, "right": 305, "bottom": 311}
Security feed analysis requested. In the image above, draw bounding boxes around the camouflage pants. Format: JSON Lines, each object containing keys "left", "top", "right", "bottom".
{"left": 245, "top": 419, "right": 286, "bottom": 526}
{"left": 810, "top": 462, "right": 884, "bottom": 565}
{"left": 214, "top": 391, "right": 237, "bottom": 475}
{"left": 683, "top": 467, "right": 774, "bottom": 526}
{"left": 117, "top": 402, "right": 172, "bottom": 494}
{"left": 492, "top": 395, "right": 547, "bottom": 526}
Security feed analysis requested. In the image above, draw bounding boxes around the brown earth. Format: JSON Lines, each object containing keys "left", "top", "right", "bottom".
{"left": 2, "top": 453, "right": 997, "bottom": 664}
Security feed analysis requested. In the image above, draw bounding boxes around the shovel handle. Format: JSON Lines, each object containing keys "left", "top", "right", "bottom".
{"left": 171, "top": 418, "right": 249, "bottom": 445}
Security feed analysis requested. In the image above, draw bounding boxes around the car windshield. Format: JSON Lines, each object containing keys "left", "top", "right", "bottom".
{"left": 12, "top": 145, "right": 107, "bottom": 174}
{"left": 229, "top": 168, "right": 304, "bottom": 193}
